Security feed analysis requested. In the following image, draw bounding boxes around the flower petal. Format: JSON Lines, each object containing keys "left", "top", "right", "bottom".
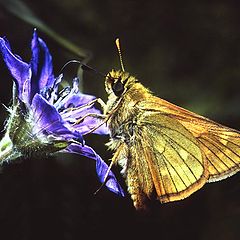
{"left": 68, "top": 116, "right": 109, "bottom": 135}
{"left": 63, "top": 144, "right": 124, "bottom": 196}
{"left": 31, "top": 94, "right": 83, "bottom": 144}
{"left": 64, "top": 77, "right": 96, "bottom": 107}
{"left": 62, "top": 93, "right": 95, "bottom": 109}
{"left": 61, "top": 104, "right": 109, "bottom": 135}
{"left": 0, "top": 37, "right": 31, "bottom": 101}
{"left": 30, "top": 29, "right": 54, "bottom": 99}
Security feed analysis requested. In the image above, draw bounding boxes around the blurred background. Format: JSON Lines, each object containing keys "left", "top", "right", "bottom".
{"left": 0, "top": 0, "right": 240, "bottom": 239}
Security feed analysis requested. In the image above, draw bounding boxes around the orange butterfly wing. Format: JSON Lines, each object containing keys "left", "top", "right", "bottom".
{"left": 138, "top": 97, "right": 240, "bottom": 182}
{"left": 135, "top": 112, "right": 209, "bottom": 204}
{"left": 111, "top": 102, "right": 210, "bottom": 208}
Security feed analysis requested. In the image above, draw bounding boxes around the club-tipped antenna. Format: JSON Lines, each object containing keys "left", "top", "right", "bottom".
{"left": 115, "top": 38, "right": 125, "bottom": 72}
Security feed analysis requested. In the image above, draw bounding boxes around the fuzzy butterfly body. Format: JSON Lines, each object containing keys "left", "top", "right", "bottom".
{"left": 103, "top": 69, "right": 240, "bottom": 210}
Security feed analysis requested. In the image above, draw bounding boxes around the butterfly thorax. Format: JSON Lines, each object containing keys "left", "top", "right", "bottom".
{"left": 104, "top": 70, "right": 152, "bottom": 144}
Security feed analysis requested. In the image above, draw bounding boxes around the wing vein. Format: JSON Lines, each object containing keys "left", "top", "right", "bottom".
{"left": 201, "top": 135, "right": 240, "bottom": 164}
{"left": 198, "top": 137, "right": 235, "bottom": 171}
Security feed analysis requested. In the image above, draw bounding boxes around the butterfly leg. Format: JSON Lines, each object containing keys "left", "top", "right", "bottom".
{"left": 73, "top": 113, "right": 106, "bottom": 126}
{"left": 61, "top": 98, "right": 107, "bottom": 116}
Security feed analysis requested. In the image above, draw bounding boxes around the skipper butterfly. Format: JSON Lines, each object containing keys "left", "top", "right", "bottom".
{"left": 83, "top": 39, "right": 240, "bottom": 210}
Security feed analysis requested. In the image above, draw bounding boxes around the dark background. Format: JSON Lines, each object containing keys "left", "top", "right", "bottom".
{"left": 0, "top": 0, "right": 240, "bottom": 239}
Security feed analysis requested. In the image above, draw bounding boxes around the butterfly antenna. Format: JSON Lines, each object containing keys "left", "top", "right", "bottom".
{"left": 115, "top": 38, "right": 125, "bottom": 72}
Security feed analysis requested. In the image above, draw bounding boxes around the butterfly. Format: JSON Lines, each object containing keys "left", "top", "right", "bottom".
{"left": 82, "top": 39, "right": 240, "bottom": 210}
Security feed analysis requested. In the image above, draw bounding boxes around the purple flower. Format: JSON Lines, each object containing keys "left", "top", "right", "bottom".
{"left": 0, "top": 29, "right": 124, "bottom": 196}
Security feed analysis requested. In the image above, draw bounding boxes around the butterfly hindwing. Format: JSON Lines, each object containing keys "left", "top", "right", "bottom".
{"left": 138, "top": 111, "right": 209, "bottom": 203}
{"left": 114, "top": 108, "right": 209, "bottom": 208}
{"left": 138, "top": 97, "right": 240, "bottom": 183}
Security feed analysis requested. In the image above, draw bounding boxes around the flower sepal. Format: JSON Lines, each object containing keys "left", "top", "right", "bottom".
{"left": 0, "top": 85, "right": 70, "bottom": 163}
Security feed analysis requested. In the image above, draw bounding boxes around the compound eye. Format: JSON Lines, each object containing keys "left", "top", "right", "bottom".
{"left": 112, "top": 77, "right": 124, "bottom": 96}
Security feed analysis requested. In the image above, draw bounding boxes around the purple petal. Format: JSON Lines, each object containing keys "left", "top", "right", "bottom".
{"left": 62, "top": 93, "right": 96, "bottom": 109}
{"left": 64, "top": 144, "right": 124, "bottom": 196}
{"left": 59, "top": 92, "right": 109, "bottom": 135}
{"left": 30, "top": 30, "right": 54, "bottom": 98}
{"left": 68, "top": 117, "right": 109, "bottom": 135}
{"left": 60, "top": 102, "right": 99, "bottom": 120}
{"left": 61, "top": 104, "right": 109, "bottom": 135}
{"left": 31, "top": 94, "right": 83, "bottom": 144}
{"left": 54, "top": 91, "right": 96, "bottom": 112}
{"left": 0, "top": 37, "right": 31, "bottom": 102}
{"left": 64, "top": 77, "right": 96, "bottom": 108}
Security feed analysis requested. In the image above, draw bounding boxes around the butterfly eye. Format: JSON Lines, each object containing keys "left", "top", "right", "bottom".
{"left": 112, "top": 78, "right": 124, "bottom": 96}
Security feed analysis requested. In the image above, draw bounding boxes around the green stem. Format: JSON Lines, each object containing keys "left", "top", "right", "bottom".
{"left": 0, "top": 133, "right": 22, "bottom": 165}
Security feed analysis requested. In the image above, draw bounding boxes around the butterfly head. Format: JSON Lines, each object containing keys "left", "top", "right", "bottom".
{"left": 105, "top": 69, "right": 137, "bottom": 97}
{"left": 104, "top": 39, "right": 137, "bottom": 97}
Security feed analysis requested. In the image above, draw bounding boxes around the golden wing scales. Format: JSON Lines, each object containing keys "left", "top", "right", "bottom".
{"left": 117, "top": 112, "right": 209, "bottom": 209}
{"left": 198, "top": 134, "right": 240, "bottom": 181}
{"left": 137, "top": 97, "right": 240, "bottom": 181}
{"left": 141, "top": 114, "right": 209, "bottom": 203}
